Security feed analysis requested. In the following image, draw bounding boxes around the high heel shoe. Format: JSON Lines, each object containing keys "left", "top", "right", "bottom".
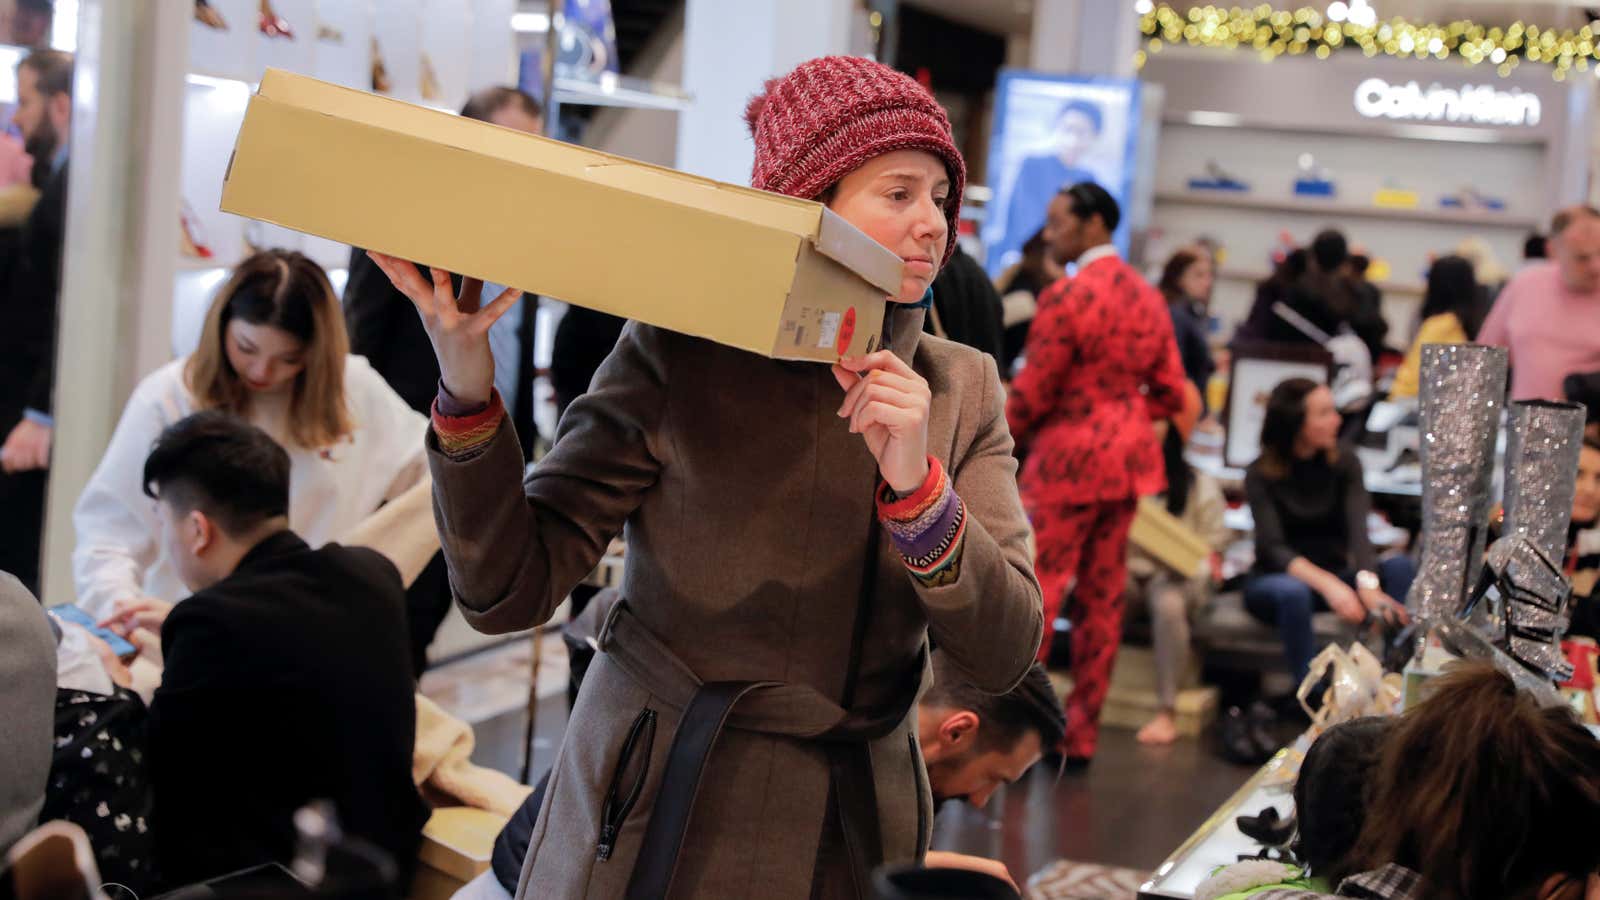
{"left": 259, "top": 0, "right": 294, "bottom": 39}
{"left": 371, "top": 37, "right": 392, "bottom": 94}
{"left": 1236, "top": 806, "right": 1297, "bottom": 847}
{"left": 194, "top": 0, "right": 228, "bottom": 31}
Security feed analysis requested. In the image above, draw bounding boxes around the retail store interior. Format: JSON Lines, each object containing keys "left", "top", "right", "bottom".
{"left": 7, "top": 1, "right": 1600, "bottom": 898}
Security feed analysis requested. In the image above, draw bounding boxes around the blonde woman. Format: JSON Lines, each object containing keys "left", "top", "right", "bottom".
{"left": 73, "top": 249, "right": 437, "bottom": 622}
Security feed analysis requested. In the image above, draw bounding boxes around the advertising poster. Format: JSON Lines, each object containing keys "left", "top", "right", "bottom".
{"left": 983, "top": 71, "right": 1141, "bottom": 276}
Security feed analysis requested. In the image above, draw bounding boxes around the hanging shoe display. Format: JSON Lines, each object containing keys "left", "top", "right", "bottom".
{"left": 179, "top": 199, "right": 214, "bottom": 260}
{"left": 259, "top": 0, "right": 294, "bottom": 39}
{"left": 194, "top": 0, "right": 228, "bottom": 31}
{"left": 371, "top": 36, "right": 392, "bottom": 94}
{"left": 420, "top": 52, "right": 440, "bottom": 102}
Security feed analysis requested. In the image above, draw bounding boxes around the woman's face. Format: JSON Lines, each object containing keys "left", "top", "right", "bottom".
{"left": 1298, "top": 385, "right": 1341, "bottom": 453}
{"left": 826, "top": 149, "right": 951, "bottom": 304}
{"left": 225, "top": 319, "right": 306, "bottom": 395}
{"left": 1178, "top": 255, "right": 1214, "bottom": 303}
{"left": 1574, "top": 445, "right": 1600, "bottom": 526}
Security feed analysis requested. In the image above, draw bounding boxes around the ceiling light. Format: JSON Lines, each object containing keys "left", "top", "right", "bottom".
{"left": 511, "top": 12, "right": 550, "bottom": 33}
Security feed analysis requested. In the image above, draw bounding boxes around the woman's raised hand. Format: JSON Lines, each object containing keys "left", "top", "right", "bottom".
{"left": 833, "top": 350, "right": 932, "bottom": 495}
{"left": 367, "top": 251, "right": 523, "bottom": 407}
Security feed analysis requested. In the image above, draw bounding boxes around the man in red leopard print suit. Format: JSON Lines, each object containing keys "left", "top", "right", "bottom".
{"left": 1006, "top": 182, "right": 1186, "bottom": 763}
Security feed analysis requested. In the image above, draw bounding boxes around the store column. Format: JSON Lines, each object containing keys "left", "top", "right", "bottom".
{"left": 39, "top": 0, "right": 187, "bottom": 602}
{"left": 1029, "top": 0, "right": 1140, "bottom": 77}
{"left": 676, "top": 0, "right": 855, "bottom": 184}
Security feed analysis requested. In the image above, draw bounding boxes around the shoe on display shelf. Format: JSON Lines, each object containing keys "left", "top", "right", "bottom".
{"left": 259, "top": 0, "right": 294, "bottom": 39}
{"left": 1372, "top": 179, "right": 1419, "bottom": 209}
{"left": 371, "top": 36, "right": 392, "bottom": 94}
{"left": 194, "top": 0, "right": 227, "bottom": 31}
{"left": 1439, "top": 186, "right": 1507, "bottom": 211}
{"left": 179, "top": 199, "right": 214, "bottom": 260}
{"left": 1291, "top": 153, "right": 1334, "bottom": 198}
{"left": 1187, "top": 159, "right": 1250, "bottom": 192}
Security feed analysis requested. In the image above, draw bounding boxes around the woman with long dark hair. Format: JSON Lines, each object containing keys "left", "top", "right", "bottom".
{"left": 1243, "top": 379, "right": 1412, "bottom": 682}
{"left": 1343, "top": 663, "right": 1600, "bottom": 899}
{"left": 1157, "top": 246, "right": 1216, "bottom": 404}
{"left": 1389, "top": 255, "right": 1487, "bottom": 400}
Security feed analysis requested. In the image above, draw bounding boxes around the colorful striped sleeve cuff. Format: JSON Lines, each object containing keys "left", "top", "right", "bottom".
{"left": 431, "top": 389, "right": 506, "bottom": 458}
{"left": 876, "top": 456, "right": 967, "bottom": 588}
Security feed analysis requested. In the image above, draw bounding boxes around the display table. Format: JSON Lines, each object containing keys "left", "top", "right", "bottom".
{"left": 1138, "top": 732, "right": 1314, "bottom": 899}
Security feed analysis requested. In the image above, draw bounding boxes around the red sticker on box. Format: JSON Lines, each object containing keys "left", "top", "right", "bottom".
{"left": 836, "top": 307, "right": 857, "bottom": 356}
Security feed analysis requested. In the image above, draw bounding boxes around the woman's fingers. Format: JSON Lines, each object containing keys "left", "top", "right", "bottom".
{"left": 472, "top": 286, "right": 525, "bottom": 331}
{"left": 368, "top": 252, "right": 438, "bottom": 316}
{"left": 839, "top": 349, "right": 917, "bottom": 380}
{"left": 851, "top": 400, "right": 919, "bottom": 435}
{"left": 839, "top": 375, "right": 927, "bottom": 426}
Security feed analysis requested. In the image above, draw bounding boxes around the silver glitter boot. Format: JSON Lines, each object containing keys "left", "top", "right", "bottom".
{"left": 1405, "top": 344, "right": 1506, "bottom": 626}
{"left": 1462, "top": 400, "right": 1586, "bottom": 682}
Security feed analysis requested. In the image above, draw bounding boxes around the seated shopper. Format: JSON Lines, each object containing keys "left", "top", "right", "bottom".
{"left": 105, "top": 412, "right": 426, "bottom": 890}
{"left": 1241, "top": 663, "right": 1600, "bottom": 900}
{"left": 1196, "top": 716, "right": 1394, "bottom": 899}
{"left": 1243, "top": 379, "right": 1413, "bottom": 682}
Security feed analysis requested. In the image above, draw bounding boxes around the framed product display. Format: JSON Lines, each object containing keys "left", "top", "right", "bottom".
{"left": 982, "top": 70, "right": 1141, "bottom": 277}
{"left": 1222, "top": 342, "right": 1333, "bottom": 469}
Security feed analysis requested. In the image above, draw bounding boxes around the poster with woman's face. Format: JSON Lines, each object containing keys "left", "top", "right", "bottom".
{"left": 983, "top": 71, "right": 1139, "bottom": 277}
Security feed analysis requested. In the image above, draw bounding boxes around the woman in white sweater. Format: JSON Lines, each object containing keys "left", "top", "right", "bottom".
{"left": 72, "top": 250, "right": 438, "bottom": 619}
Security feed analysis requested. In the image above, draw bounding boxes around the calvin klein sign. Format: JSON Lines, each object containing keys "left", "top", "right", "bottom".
{"left": 1353, "top": 77, "right": 1541, "bottom": 127}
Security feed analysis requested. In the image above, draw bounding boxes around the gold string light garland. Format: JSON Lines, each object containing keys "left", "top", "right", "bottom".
{"left": 1135, "top": 4, "right": 1598, "bottom": 81}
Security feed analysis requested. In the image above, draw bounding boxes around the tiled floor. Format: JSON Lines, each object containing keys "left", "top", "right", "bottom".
{"left": 419, "top": 647, "right": 1257, "bottom": 894}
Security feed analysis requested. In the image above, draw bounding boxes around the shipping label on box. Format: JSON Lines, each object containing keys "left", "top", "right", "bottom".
{"left": 221, "top": 69, "right": 902, "bottom": 362}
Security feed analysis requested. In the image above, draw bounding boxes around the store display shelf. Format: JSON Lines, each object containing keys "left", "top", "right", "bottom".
{"left": 1155, "top": 190, "right": 1540, "bottom": 229}
{"left": 1215, "top": 267, "right": 1424, "bottom": 297}
{"left": 552, "top": 72, "right": 691, "bottom": 112}
{"left": 1162, "top": 111, "right": 1547, "bottom": 147}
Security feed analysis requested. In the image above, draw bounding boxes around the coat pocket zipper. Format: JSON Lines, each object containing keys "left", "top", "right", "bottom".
{"left": 597, "top": 707, "right": 657, "bottom": 861}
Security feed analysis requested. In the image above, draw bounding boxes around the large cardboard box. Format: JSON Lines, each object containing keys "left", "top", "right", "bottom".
{"left": 221, "top": 69, "right": 903, "bottom": 362}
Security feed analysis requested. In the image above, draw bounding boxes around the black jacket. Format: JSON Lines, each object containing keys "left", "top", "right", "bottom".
{"left": 1168, "top": 298, "right": 1215, "bottom": 409}
{"left": 147, "top": 531, "right": 426, "bottom": 890}
{"left": 344, "top": 248, "right": 539, "bottom": 456}
{"left": 926, "top": 245, "right": 1005, "bottom": 364}
{"left": 550, "top": 305, "right": 626, "bottom": 419}
{"left": 0, "top": 161, "right": 66, "bottom": 432}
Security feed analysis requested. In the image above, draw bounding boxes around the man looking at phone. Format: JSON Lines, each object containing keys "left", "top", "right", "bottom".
{"left": 102, "top": 412, "right": 425, "bottom": 890}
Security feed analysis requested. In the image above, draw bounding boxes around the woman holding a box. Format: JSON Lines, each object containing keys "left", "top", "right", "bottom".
{"left": 369, "top": 56, "right": 1040, "bottom": 899}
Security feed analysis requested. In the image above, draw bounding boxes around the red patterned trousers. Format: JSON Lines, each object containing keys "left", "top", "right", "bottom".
{"left": 1030, "top": 496, "right": 1139, "bottom": 760}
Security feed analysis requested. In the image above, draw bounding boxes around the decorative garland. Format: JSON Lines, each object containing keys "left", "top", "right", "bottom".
{"left": 1136, "top": 3, "right": 1599, "bottom": 81}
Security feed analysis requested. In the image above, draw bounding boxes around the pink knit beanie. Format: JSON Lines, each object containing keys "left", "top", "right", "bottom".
{"left": 744, "top": 55, "right": 966, "bottom": 265}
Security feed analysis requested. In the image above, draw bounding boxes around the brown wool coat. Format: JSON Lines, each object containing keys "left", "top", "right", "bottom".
{"left": 427, "top": 305, "right": 1042, "bottom": 899}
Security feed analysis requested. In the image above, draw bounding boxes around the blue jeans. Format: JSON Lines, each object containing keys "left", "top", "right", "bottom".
{"left": 1243, "top": 556, "right": 1416, "bottom": 683}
